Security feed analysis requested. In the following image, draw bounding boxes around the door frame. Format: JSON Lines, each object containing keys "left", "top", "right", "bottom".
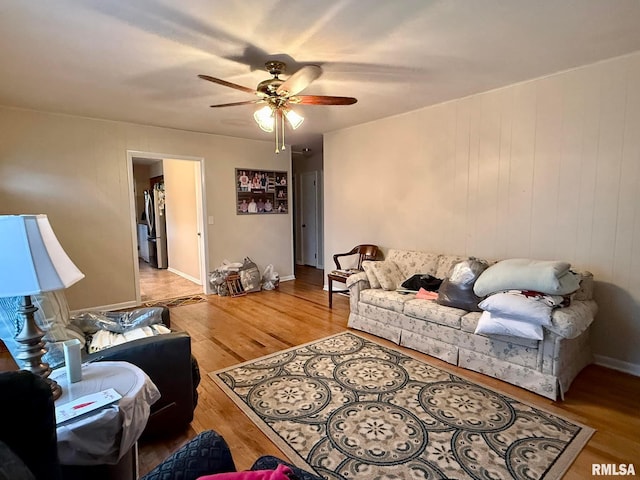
{"left": 126, "top": 150, "right": 210, "bottom": 303}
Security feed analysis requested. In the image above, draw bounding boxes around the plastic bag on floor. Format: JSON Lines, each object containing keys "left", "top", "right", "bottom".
{"left": 261, "top": 264, "right": 280, "bottom": 290}
{"left": 209, "top": 260, "right": 243, "bottom": 296}
{"left": 239, "top": 257, "right": 261, "bottom": 293}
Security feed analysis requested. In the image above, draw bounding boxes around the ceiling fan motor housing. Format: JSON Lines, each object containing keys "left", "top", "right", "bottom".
{"left": 265, "top": 61, "right": 286, "bottom": 76}
{"left": 257, "top": 78, "right": 284, "bottom": 95}
{"left": 257, "top": 61, "right": 287, "bottom": 96}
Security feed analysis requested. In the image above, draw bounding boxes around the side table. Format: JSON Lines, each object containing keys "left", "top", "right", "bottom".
{"left": 327, "top": 272, "right": 352, "bottom": 308}
{"left": 51, "top": 361, "right": 160, "bottom": 480}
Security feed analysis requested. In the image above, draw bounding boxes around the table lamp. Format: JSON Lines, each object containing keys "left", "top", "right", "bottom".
{"left": 0, "top": 215, "right": 84, "bottom": 400}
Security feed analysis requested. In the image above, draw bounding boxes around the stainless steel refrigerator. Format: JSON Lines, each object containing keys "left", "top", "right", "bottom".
{"left": 144, "top": 184, "right": 168, "bottom": 269}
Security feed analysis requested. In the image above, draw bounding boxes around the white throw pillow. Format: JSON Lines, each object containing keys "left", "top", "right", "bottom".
{"left": 474, "top": 311, "right": 543, "bottom": 340}
{"left": 370, "top": 261, "right": 404, "bottom": 291}
{"left": 361, "top": 261, "right": 382, "bottom": 289}
{"left": 478, "top": 292, "right": 554, "bottom": 326}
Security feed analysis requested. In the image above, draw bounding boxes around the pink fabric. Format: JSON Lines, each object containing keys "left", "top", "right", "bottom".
{"left": 197, "top": 464, "right": 293, "bottom": 480}
{"left": 416, "top": 288, "right": 438, "bottom": 300}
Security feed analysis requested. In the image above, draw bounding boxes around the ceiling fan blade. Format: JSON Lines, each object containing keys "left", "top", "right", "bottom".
{"left": 198, "top": 74, "right": 257, "bottom": 95}
{"left": 209, "top": 100, "right": 263, "bottom": 108}
{"left": 276, "top": 65, "right": 322, "bottom": 96}
{"left": 292, "top": 95, "right": 358, "bottom": 105}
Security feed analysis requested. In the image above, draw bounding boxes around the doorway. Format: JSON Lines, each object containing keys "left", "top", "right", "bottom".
{"left": 127, "top": 150, "right": 209, "bottom": 303}
{"left": 300, "top": 171, "right": 319, "bottom": 266}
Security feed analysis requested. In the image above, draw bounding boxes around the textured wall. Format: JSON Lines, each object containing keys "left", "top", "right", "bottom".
{"left": 0, "top": 108, "right": 293, "bottom": 310}
{"left": 324, "top": 52, "right": 640, "bottom": 371}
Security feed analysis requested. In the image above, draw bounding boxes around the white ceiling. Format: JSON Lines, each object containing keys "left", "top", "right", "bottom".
{"left": 2, "top": 0, "right": 640, "bottom": 154}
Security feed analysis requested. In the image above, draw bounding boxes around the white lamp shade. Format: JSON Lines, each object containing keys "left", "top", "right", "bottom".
{"left": 284, "top": 108, "right": 304, "bottom": 130}
{"left": 253, "top": 105, "right": 275, "bottom": 132}
{"left": 0, "top": 215, "right": 84, "bottom": 296}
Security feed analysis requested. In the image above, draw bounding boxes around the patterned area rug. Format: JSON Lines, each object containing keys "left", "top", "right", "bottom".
{"left": 143, "top": 294, "right": 207, "bottom": 308}
{"left": 211, "top": 332, "right": 594, "bottom": 480}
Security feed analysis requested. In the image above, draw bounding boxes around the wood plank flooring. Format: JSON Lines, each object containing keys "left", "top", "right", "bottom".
{"left": 138, "top": 259, "right": 202, "bottom": 302}
{"left": 138, "top": 266, "right": 640, "bottom": 479}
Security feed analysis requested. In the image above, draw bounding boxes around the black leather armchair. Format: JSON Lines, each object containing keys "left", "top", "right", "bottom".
{"left": 81, "top": 307, "right": 199, "bottom": 436}
{"left": 85, "top": 330, "right": 199, "bottom": 437}
{"left": 0, "top": 298, "right": 199, "bottom": 437}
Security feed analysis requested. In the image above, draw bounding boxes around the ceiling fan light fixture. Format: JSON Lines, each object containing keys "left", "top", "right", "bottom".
{"left": 200, "top": 60, "right": 356, "bottom": 153}
{"left": 254, "top": 105, "right": 274, "bottom": 132}
{"left": 283, "top": 108, "right": 304, "bottom": 130}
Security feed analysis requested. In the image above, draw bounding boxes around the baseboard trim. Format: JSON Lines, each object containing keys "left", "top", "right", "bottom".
{"left": 280, "top": 275, "right": 295, "bottom": 282}
{"left": 167, "top": 267, "right": 201, "bottom": 285}
{"left": 594, "top": 354, "right": 640, "bottom": 377}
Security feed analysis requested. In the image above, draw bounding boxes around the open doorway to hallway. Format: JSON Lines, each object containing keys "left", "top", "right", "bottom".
{"left": 128, "top": 150, "right": 209, "bottom": 303}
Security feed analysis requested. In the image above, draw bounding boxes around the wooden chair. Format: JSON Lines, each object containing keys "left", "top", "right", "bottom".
{"left": 333, "top": 244, "right": 379, "bottom": 271}
{"left": 328, "top": 244, "right": 379, "bottom": 308}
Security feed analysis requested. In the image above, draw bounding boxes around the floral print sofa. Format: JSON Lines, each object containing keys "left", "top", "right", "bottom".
{"left": 346, "top": 249, "right": 597, "bottom": 400}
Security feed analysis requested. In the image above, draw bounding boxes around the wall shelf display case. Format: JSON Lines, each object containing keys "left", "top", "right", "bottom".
{"left": 236, "top": 168, "right": 288, "bottom": 215}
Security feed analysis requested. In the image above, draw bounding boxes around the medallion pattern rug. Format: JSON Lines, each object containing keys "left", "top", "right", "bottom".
{"left": 211, "top": 332, "right": 594, "bottom": 480}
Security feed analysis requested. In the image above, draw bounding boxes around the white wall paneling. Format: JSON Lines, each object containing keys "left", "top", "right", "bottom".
{"left": 324, "top": 51, "right": 640, "bottom": 370}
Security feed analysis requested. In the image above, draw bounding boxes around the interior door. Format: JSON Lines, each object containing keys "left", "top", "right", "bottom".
{"left": 301, "top": 172, "right": 318, "bottom": 266}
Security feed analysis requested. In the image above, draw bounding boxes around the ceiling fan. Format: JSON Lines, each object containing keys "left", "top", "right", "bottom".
{"left": 198, "top": 61, "right": 357, "bottom": 153}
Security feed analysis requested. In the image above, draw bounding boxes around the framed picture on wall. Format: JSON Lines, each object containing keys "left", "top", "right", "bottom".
{"left": 236, "top": 168, "right": 288, "bottom": 215}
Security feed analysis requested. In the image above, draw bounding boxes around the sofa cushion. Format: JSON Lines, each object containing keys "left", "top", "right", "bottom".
{"left": 360, "top": 289, "right": 414, "bottom": 313}
{"left": 361, "top": 261, "right": 381, "bottom": 289}
{"left": 400, "top": 331, "right": 458, "bottom": 365}
{"left": 403, "top": 299, "right": 466, "bottom": 329}
{"left": 460, "top": 312, "right": 482, "bottom": 333}
{"left": 386, "top": 249, "right": 439, "bottom": 278}
{"left": 370, "top": 261, "right": 404, "bottom": 291}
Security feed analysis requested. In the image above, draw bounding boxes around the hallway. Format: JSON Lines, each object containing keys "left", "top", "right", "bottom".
{"left": 139, "top": 260, "right": 202, "bottom": 302}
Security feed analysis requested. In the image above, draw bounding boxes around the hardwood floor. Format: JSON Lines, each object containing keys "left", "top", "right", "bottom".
{"left": 138, "top": 266, "right": 640, "bottom": 479}
{"left": 138, "top": 259, "right": 202, "bottom": 302}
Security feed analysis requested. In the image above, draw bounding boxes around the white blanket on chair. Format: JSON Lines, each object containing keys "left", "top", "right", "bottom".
{"left": 88, "top": 324, "right": 171, "bottom": 353}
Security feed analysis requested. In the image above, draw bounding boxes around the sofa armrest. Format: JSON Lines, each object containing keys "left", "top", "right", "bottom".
{"left": 346, "top": 271, "right": 368, "bottom": 289}
{"left": 83, "top": 332, "right": 196, "bottom": 435}
{"left": 346, "top": 272, "right": 369, "bottom": 314}
{"left": 546, "top": 300, "right": 598, "bottom": 339}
